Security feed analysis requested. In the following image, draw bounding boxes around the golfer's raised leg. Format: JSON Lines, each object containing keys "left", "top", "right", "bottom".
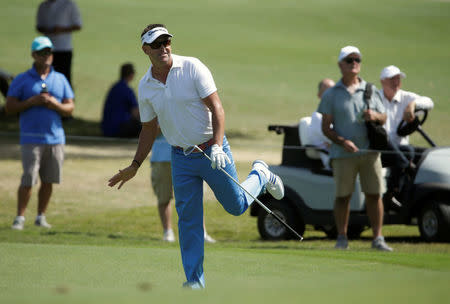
{"left": 203, "top": 138, "right": 285, "bottom": 215}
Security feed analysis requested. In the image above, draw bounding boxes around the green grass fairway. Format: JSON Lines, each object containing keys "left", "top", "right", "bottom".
{"left": 1, "top": 139, "right": 450, "bottom": 303}
{"left": 1, "top": 242, "right": 449, "bottom": 304}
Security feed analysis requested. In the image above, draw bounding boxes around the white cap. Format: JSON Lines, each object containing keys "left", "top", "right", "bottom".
{"left": 141, "top": 27, "right": 173, "bottom": 45}
{"left": 338, "top": 46, "right": 361, "bottom": 62}
{"left": 380, "top": 65, "right": 406, "bottom": 80}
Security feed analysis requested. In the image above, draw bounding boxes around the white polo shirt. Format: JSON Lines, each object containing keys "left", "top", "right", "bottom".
{"left": 379, "top": 89, "right": 434, "bottom": 146}
{"left": 36, "top": 0, "right": 82, "bottom": 51}
{"left": 138, "top": 54, "right": 217, "bottom": 149}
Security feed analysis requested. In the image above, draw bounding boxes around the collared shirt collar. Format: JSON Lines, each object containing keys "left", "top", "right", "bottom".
{"left": 29, "top": 64, "right": 54, "bottom": 79}
{"left": 335, "top": 77, "right": 366, "bottom": 91}
{"left": 381, "top": 89, "right": 401, "bottom": 103}
{"left": 144, "top": 54, "right": 181, "bottom": 83}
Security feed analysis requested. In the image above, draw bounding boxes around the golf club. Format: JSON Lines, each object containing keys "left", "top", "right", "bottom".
{"left": 185, "top": 145, "right": 303, "bottom": 241}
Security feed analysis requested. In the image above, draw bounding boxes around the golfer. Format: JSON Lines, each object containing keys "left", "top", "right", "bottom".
{"left": 108, "top": 24, "right": 284, "bottom": 289}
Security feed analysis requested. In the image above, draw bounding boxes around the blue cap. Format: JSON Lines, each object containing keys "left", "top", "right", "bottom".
{"left": 31, "top": 36, "right": 53, "bottom": 52}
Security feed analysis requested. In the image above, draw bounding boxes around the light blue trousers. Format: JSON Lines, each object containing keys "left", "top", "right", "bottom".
{"left": 171, "top": 137, "right": 267, "bottom": 288}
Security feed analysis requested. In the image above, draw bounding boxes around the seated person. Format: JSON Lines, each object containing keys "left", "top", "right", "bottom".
{"left": 101, "top": 63, "right": 141, "bottom": 137}
{"left": 379, "top": 65, "right": 434, "bottom": 204}
{"left": 307, "top": 78, "right": 335, "bottom": 169}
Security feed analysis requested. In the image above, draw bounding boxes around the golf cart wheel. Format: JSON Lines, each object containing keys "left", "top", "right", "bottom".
{"left": 418, "top": 201, "right": 450, "bottom": 242}
{"left": 257, "top": 199, "right": 304, "bottom": 240}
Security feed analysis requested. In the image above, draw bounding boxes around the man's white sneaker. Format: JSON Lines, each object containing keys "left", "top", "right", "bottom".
{"left": 11, "top": 216, "right": 25, "bottom": 230}
{"left": 372, "top": 236, "right": 393, "bottom": 252}
{"left": 163, "top": 229, "right": 175, "bottom": 242}
{"left": 252, "top": 160, "right": 285, "bottom": 200}
{"left": 204, "top": 233, "right": 216, "bottom": 243}
{"left": 35, "top": 215, "right": 52, "bottom": 228}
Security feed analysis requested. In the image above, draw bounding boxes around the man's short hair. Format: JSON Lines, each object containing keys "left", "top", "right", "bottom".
{"left": 120, "top": 63, "right": 135, "bottom": 79}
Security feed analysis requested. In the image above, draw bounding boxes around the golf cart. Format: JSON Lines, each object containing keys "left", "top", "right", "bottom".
{"left": 250, "top": 110, "right": 450, "bottom": 242}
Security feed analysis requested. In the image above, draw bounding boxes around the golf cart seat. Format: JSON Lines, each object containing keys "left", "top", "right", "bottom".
{"left": 268, "top": 124, "right": 331, "bottom": 175}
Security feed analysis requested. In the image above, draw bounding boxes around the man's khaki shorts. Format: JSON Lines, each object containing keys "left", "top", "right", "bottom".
{"left": 331, "top": 153, "right": 384, "bottom": 198}
{"left": 21, "top": 144, "right": 64, "bottom": 186}
{"left": 151, "top": 162, "right": 173, "bottom": 205}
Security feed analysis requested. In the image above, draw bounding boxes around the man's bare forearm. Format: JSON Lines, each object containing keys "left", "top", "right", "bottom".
{"left": 131, "top": 119, "right": 158, "bottom": 168}
{"left": 323, "top": 128, "right": 346, "bottom": 146}
{"left": 5, "top": 96, "right": 39, "bottom": 115}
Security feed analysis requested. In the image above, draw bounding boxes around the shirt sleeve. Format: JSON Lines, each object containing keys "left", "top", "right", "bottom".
{"left": 317, "top": 90, "right": 332, "bottom": 115}
{"left": 6, "top": 74, "right": 24, "bottom": 99}
{"left": 70, "top": 0, "right": 83, "bottom": 26}
{"left": 403, "top": 90, "right": 434, "bottom": 110}
{"left": 138, "top": 83, "right": 156, "bottom": 123}
{"left": 192, "top": 58, "right": 217, "bottom": 99}
{"left": 62, "top": 76, "right": 75, "bottom": 100}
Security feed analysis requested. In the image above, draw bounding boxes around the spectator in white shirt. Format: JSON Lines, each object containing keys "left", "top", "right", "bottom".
{"left": 308, "top": 78, "right": 335, "bottom": 169}
{"left": 379, "top": 65, "right": 434, "bottom": 206}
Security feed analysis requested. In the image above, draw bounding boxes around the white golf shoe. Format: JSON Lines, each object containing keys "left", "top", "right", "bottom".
{"left": 163, "top": 229, "right": 175, "bottom": 242}
{"left": 252, "top": 160, "right": 285, "bottom": 200}
{"left": 35, "top": 215, "right": 52, "bottom": 228}
{"left": 11, "top": 216, "right": 25, "bottom": 230}
{"left": 204, "top": 233, "right": 216, "bottom": 244}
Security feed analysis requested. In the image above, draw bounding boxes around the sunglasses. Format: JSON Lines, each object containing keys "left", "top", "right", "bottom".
{"left": 344, "top": 57, "right": 361, "bottom": 64}
{"left": 35, "top": 48, "right": 52, "bottom": 56}
{"left": 147, "top": 39, "right": 171, "bottom": 50}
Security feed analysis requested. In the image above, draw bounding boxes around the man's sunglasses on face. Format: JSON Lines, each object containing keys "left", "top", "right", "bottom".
{"left": 35, "top": 48, "right": 52, "bottom": 57}
{"left": 344, "top": 57, "right": 361, "bottom": 64}
{"left": 147, "top": 39, "right": 171, "bottom": 50}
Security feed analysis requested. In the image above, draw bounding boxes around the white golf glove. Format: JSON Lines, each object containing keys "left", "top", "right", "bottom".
{"left": 210, "top": 144, "right": 231, "bottom": 169}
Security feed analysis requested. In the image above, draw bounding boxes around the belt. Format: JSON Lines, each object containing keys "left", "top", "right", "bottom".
{"left": 173, "top": 138, "right": 215, "bottom": 153}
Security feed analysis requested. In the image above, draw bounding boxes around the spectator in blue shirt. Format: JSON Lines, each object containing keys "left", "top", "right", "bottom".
{"left": 101, "top": 63, "right": 141, "bottom": 137}
{"left": 6, "top": 36, "right": 74, "bottom": 230}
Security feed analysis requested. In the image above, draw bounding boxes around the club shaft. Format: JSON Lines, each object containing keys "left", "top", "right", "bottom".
{"left": 196, "top": 146, "right": 303, "bottom": 241}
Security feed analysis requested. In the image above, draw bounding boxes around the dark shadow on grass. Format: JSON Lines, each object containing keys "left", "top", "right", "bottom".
{"left": 245, "top": 235, "right": 427, "bottom": 250}
{"left": 38, "top": 229, "right": 162, "bottom": 242}
{"left": 0, "top": 115, "right": 102, "bottom": 137}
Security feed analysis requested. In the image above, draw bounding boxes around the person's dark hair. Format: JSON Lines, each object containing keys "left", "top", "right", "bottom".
{"left": 120, "top": 63, "right": 135, "bottom": 80}
{"left": 140, "top": 23, "right": 166, "bottom": 38}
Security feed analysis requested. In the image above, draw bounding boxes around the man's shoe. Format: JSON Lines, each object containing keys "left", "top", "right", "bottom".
{"left": 182, "top": 281, "right": 204, "bottom": 289}
{"left": 335, "top": 235, "right": 349, "bottom": 249}
{"left": 252, "top": 160, "right": 285, "bottom": 200}
{"left": 372, "top": 236, "right": 393, "bottom": 252}
{"left": 35, "top": 215, "right": 52, "bottom": 228}
{"left": 11, "top": 216, "right": 25, "bottom": 230}
{"left": 204, "top": 233, "right": 216, "bottom": 244}
{"left": 163, "top": 229, "right": 175, "bottom": 242}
